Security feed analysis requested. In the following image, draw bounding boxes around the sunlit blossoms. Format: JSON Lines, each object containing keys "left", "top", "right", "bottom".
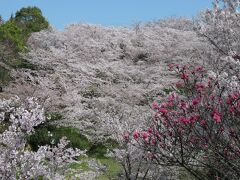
{"left": 0, "top": 97, "right": 86, "bottom": 179}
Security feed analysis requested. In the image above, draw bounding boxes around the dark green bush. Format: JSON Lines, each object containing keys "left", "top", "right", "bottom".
{"left": 28, "top": 123, "right": 119, "bottom": 159}
{"left": 87, "top": 143, "right": 108, "bottom": 158}
{"left": 28, "top": 125, "right": 92, "bottom": 151}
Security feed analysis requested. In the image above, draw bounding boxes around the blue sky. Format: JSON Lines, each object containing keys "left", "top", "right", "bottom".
{"left": 1, "top": 0, "right": 213, "bottom": 29}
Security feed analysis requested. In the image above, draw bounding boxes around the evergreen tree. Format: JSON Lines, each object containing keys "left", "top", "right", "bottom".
{"left": 13, "top": 6, "right": 49, "bottom": 35}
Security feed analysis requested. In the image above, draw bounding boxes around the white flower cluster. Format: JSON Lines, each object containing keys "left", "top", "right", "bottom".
{"left": 0, "top": 97, "right": 86, "bottom": 179}
{"left": 208, "top": 69, "right": 240, "bottom": 92}
{"left": 204, "top": 0, "right": 240, "bottom": 94}
{"left": 207, "top": 70, "right": 217, "bottom": 79}
{"left": 199, "top": 0, "right": 240, "bottom": 56}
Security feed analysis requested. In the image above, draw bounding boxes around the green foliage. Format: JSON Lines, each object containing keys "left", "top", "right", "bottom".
{"left": 0, "top": 66, "right": 11, "bottom": 85}
{"left": 0, "top": 6, "right": 48, "bottom": 86}
{"left": 28, "top": 120, "right": 119, "bottom": 159}
{"left": 162, "top": 87, "right": 174, "bottom": 95}
{"left": 28, "top": 125, "right": 92, "bottom": 151}
{"left": 0, "top": 21, "right": 25, "bottom": 51}
{"left": 0, "top": 123, "right": 10, "bottom": 133}
{"left": 14, "top": 6, "right": 49, "bottom": 35}
{"left": 87, "top": 143, "right": 108, "bottom": 158}
{"left": 0, "top": 15, "right": 3, "bottom": 23}
{"left": 45, "top": 112, "right": 63, "bottom": 122}
{"left": 104, "top": 138, "right": 119, "bottom": 150}
{"left": 87, "top": 138, "right": 119, "bottom": 158}
{"left": 80, "top": 83, "right": 101, "bottom": 98}
{"left": 0, "top": 6, "right": 48, "bottom": 53}
{"left": 3, "top": 58, "right": 38, "bottom": 70}
{"left": 17, "top": 108, "right": 122, "bottom": 178}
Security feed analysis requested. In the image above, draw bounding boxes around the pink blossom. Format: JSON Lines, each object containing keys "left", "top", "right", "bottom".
{"left": 168, "top": 64, "right": 175, "bottom": 71}
{"left": 133, "top": 131, "right": 140, "bottom": 140}
{"left": 181, "top": 73, "right": 189, "bottom": 80}
{"left": 212, "top": 110, "right": 221, "bottom": 123}
{"left": 141, "top": 131, "right": 150, "bottom": 140}
{"left": 152, "top": 101, "right": 159, "bottom": 110}
{"left": 195, "top": 66, "right": 204, "bottom": 72}
{"left": 176, "top": 81, "right": 183, "bottom": 88}
{"left": 178, "top": 101, "right": 188, "bottom": 110}
{"left": 229, "top": 106, "right": 236, "bottom": 113}
{"left": 123, "top": 132, "right": 129, "bottom": 142}
{"left": 168, "top": 93, "right": 177, "bottom": 102}
{"left": 163, "top": 121, "right": 168, "bottom": 127}
{"left": 190, "top": 114, "right": 200, "bottom": 123}
{"left": 226, "top": 97, "right": 233, "bottom": 105}
{"left": 200, "top": 120, "right": 207, "bottom": 126}
{"left": 178, "top": 116, "right": 190, "bottom": 125}
{"left": 158, "top": 108, "right": 168, "bottom": 114}
{"left": 148, "top": 128, "right": 153, "bottom": 134}
{"left": 155, "top": 132, "right": 161, "bottom": 139}
{"left": 160, "top": 102, "right": 168, "bottom": 108}
{"left": 195, "top": 83, "right": 205, "bottom": 92}
{"left": 151, "top": 139, "right": 156, "bottom": 145}
{"left": 192, "top": 97, "right": 201, "bottom": 106}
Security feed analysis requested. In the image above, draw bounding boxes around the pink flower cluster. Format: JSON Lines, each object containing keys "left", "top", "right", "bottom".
{"left": 126, "top": 64, "right": 240, "bottom": 178}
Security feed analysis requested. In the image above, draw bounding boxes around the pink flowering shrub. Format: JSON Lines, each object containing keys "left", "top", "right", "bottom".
{"left": 126, "top": 64, "right": 240, "bottom": 179}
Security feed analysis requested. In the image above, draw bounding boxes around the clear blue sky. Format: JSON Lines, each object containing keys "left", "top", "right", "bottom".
{"left": 1, "top": 0, "right": 213, "bottom": 29}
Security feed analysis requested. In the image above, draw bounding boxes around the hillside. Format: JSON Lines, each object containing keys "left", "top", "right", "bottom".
{"left": 1, "top": 1, "right": 240, "bottom": 179}
{"left": 2, "top": 19, "right": 209, "bottom": 139}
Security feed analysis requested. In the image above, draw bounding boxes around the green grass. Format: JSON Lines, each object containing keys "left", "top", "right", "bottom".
{"left": 97, "top": 157, "right": 122, "bottom": 180}
{"left": 69, "top": 161, "right": 93, "bottom": 172}
{"left": 69, "top": 156, "right": 122, "bottom": 180}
